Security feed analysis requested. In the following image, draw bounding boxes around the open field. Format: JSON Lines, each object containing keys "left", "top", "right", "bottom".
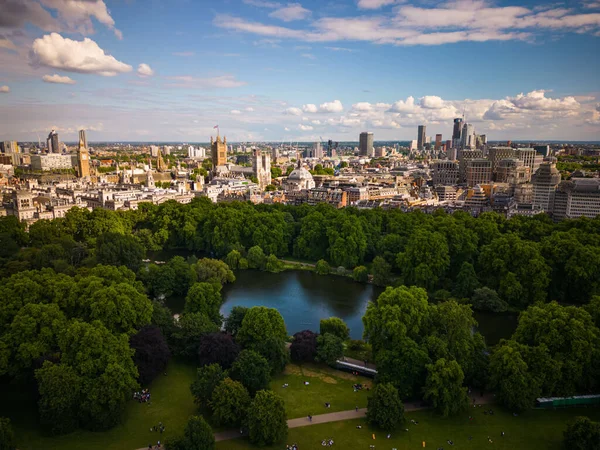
{"left": 217, "top": 406, "right": 600, "bottom": 450}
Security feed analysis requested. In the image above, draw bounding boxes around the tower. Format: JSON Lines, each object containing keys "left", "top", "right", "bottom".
{"left": 146, "top": 167, "right": 155, "bottom": 189}
{"left": 253, "top": 149, "right": 272, "bottom": 189}
{"left": 77, "top": 130, "right": 90, "bottom": 178}
{"left": 359, "top": 132, "right": 373, "bottom": 156}
{"left": 47, "top": 129, "right": 59, "bottom": 153}
{"left": 211, "top": 134, "right": 227, "bottom": 170}
{"left": 156, "top": 147, "right": 167, "bottom": 172}
{"left": 452, "top": 118, "right": 463, "bottom": 148}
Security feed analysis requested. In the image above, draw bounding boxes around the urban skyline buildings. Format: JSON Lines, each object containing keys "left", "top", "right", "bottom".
{"left": 417, "top": 125, "right": 426, "bottom": 150}
{"left": 359, "top": 132, "right": 374, "bottom": 157}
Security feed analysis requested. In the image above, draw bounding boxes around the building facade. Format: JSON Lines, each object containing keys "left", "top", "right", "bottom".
{"left": 253, "top": 149, "right": 272, "bottom": 189}
{"left": 417, "top": 125, "right": 426, "bottom": 150}
{"left": 359, "top": 132, "right": 374, "bottom": 157}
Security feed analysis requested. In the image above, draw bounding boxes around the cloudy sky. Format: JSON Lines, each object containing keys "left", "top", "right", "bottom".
{"left": 0, "top": 0, "right": 599, "bottom": 142}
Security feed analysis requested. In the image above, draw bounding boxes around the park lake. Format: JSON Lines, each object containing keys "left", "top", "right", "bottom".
{"left": 165, "top": 269, "right": 518, "bottom": 346}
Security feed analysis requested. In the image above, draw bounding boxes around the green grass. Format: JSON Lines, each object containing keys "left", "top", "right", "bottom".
{"left": 218, "top": 406, "right": 600, "bottom": 450}
{"left": 270, "top": 363, "right": 371, "bottom": 419}
{"left": 0, "top": 360, "right": 198, "bottom": 450}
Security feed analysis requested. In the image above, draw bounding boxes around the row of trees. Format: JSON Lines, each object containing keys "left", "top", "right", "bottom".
{"left": 2, "top": 200, "right": 599, "bottom": 308}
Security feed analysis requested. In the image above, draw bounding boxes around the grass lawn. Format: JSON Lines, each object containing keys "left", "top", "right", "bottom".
{"left": 218, "top": 406, "right": 600, "bottom": 450}
{"left": 270, "top": 363, "right": 371, "bottom": 419}
{"left": 0, "top": 360, "right": 198, "bottom": 450}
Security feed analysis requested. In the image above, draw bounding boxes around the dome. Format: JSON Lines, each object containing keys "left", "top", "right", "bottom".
{"left": 288, "top": 166, "right": 313, "bottom": 182}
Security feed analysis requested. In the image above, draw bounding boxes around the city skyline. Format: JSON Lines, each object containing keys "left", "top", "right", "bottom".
{"left": 0, "top": 0, "right": 599, "bottom": 142}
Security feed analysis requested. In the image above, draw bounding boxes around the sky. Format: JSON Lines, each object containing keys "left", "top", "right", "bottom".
{"left": 0, "top": 0, "right": 599, "bottom": 143}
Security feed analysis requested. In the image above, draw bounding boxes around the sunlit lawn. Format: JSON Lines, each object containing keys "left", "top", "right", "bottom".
{"left": 270, "top": 362, "right": 371, "bottom": 418}
{"left": 218, "top": 406, "right": 600, "bottom": 450}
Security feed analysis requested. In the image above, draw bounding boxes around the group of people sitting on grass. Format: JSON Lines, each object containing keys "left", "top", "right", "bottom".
{"left": 149, "top": 422, "right": 165, "bottom": 434}
{"left": 321, "top": 438, "right": 334, "bottom": 446}
{"left": 134, "top": 388, "right": 151, "bottom": 403}
{"left": 352, "top": 383, "right": 367, "bottom": 392}
{"left": 286, "top": 444, "right": 299, "bottom": 450}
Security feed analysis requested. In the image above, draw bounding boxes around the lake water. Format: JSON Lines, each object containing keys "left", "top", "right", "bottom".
{"left": 167, "top": 269, "right": 517, "bottom": 345}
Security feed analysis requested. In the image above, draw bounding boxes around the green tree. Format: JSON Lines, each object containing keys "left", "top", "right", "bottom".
{"left": 453, "top": 262, "right": 480, "bottom": 298}
{"left": 320, "top": 317, "right": 350, "bottom": 341}
{"left": 184, "top": 282, "right": 223, "bottom": 325}
{"left": 35, "top": 362, "right": 81, "bottom": 435}
{"left": 167, "top": 416, "right": 215, "bottom": 450}
{"left": 315, "top": 259, "right": 330, "bottom": 275}
{"left": 230, "top": 350, "right": 271, "bottom": 395}
{"left": 95, "top": 232, "right": 145, "bottom": 272}
{"left": 396, "top": 229, "right": 450, "bottom": 290}
{"left": 237, "top": 306, "right": 287, "bottom": 348}
{"left": 265, "top": 254, "right": 283, "bottom": 273}
{"left": 271, "top": 166, "right": 282, "bottom": 179}
{"left": 190, "top": 363, "right": 226, "bottom": 407}
{"left": 193, "top": 258, "right": 235, "bottom": 284}
{"left": 247, "top": 245, "right": 266, "bottom": 270}
{"left": 563, "top": 416, "right": 600, "bottom": 450}
{"left": 224, "top": 306, "right": 248, "bottom": 336}
{"left": 253, "top": 337, "right": 289, "bottom": 375}
{"left": 0, "top": 417, "right": 16, "bottom": 450}
{"left": 171, "top": 312, "right": 220, "bottom": 359}
{"left": 225, "top": 250, "right": 242, "bottom": 270}
{"left": 353, "top": 265, "right": 369, "bottom": 283}
{"left": 371, "top": 256, "right": 392, "bottom": 286}
{"left": 316, "top": 333, "right": 344, "bottom": 366}
{"left": 423, "top": 358, "right": 469, "bottom": 417}
{"left": 471, "top": 287, "right": 508, "bottom": 313}
{"left": 489, "top": 343, "right": 538, "bottom": 411}
{"left": 366, "top": 383, "right": 405, "bottom": 431}
{"left": 210, "top": 378, "right": 251, "bottom": 427}
{"left": 375, "top": 340, "right": 429, "bottom": 399}
{"left": 247, "top": 390, "right": 288, "bottom": 447}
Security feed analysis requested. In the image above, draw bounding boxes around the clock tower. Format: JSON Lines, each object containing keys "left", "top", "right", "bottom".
{"left": 77, "top": 129, "right": 90, "bottom": 178}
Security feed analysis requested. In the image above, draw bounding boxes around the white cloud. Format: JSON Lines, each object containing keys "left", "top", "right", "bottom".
{"left": 420, "top": 95, "right": 446, "bottom": 109}
{"left": 246, "top": 107, "right": 255, "bottom": 112}
{"left": 325, "top": 46, "right": 356, "bottom": 52}
{"left": 303, "top": 104, "right": 318, "bottom": 113}
{"left": 389, "top": 96, "right": 416, "bottom": 112}
{"left": 284, "top": 127, "right": 291, "bottom": 131}
{"left": 0, "top": 86, "right": 10, "bottom": 93}
{"left": 243, "top": 0, "right": 281, "bottom": 7}
{"left": 42, "top": 74, "right": 76, "bottom": 84}
{"left": 352, "top": 102, "right": 373, "bottom": 111}
{"left": 298, "top": 124, "right": 313, "bottom": 130}
{"left": 357, "top": 0, "right": 397, "bottom": 10}
{"left": 269, "top": 3, "right": 311, "bottom": 22}
{"left": 231, "top": 109, "right": 242, "bottom": 115}
{"left": 30, "top": 33, "right": 132, "bottom": 76}
{"left": 301, "top": 53, "right": 316, "bottom": 59}
{"left": 319, "top": 99, "right": 343, "bottom": 113}
{"left": 137, "top": 63, "right": 154, "bottom": 77}
{"left": 311, "top": 119, "right": 321, "bottom": 125}
{"left": 509, "top": 90, "right": 579, "bottom": 111}
{"left": 285, "top": 107, "right": 302, "bottom": 115}
{"left": 166, "top": 74, "right": 247, "bottom": 88}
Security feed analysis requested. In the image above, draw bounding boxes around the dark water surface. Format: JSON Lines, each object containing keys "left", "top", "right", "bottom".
{"left": 166, "top": 270, "right": 517, "bottom": 345}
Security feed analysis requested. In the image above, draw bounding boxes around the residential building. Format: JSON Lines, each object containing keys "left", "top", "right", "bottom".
{"left": 431, "top": 161, "right": 459, "bottom": 186}
{"left": 465, "top": 159, "right": 492, "bottom": 187}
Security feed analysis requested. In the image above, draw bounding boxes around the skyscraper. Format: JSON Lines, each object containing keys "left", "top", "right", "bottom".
{"left": 417, "top": 125, "right": 426, "bottom": 150}
{"left": 532, "top": 157, "right": 561, "bottom": 211}
{"left": 76, "top": 129, "right": 90, "bottom": 178}
{"left": 47, "top": 129, "right": 59, "bottom": 153}
{"left": 359, "top": 132, "right": 373, "bottom": 156}
{"left": 461, "top": 123, "right": 475, "bottom": 150}
{"left": 434, "top": 134, "right": 442, "bottom": 150}
{"left": 452, "top": 118, "right": 463, "bottom": 148}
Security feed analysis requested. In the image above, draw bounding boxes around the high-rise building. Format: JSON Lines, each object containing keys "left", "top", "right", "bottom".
{"left": 253, "top": 149, "right": 272, "bottom": 190}
{"left": 211, "top": 134, "right": 228, "bottom": 169}
{"left": 434, "top": 134, "right": 443, "bottom": 150}
{"left": 149, "top": 145, "right": 159, "bottom": 157}
{"left": 417, "top": 125, "right": 426, "bottom": 150}
{"left": 532, "top": 157, "right": 561, "bottom": 211}
{"left": 47, "top": 129, "right": 59, "bottom": 153}
{"left": 487, "top": 146, "right": 516, "bottom": 177}
{"left": 517, "top": 148, "right": 539, "bottom": 174}
{"left": 460, "top": 123, "right": 476, "bottom": 150}
{"left": 77, "top": 129, "right": 90, "bottom": 178}
{"left": 431, "top": 161, "right": 459, "bottom": 186}
{"left": 459, "top": 149, "right": 483, "bottom": 182}
{"left": 312, "top": 142, "right": 323, "bottom": 159}
{"left": 359, "top": 132, "right": 373, "bottom": 156}
{"left": 452, "top": 118, "right": 463, "bottom": 148}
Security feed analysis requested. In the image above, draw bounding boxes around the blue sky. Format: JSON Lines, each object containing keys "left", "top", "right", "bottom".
{"left": 0, "top": 0, "right": 599, "bottom": 142}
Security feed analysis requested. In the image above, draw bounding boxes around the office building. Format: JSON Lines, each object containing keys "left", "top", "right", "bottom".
{"left": 452, "top": 118, "right": 463, "bottom": 148}
{"left": 0, "top": 141, "right": 19, "bottom": 154}
{"left": 374, "top": 146, "right": 386, "bottom": 157}
{"left": 552, "top": 178, "right": 600, "bottom": 220}
{"left": 517, "top": 148, "right": 540, "bottom": 173}
{"left": 431, "top": 161, "right": 459, "bottom": 186}
{"left": 435, "top": 185, "right": 457, "bottom": 202}
{"left": 488, "top": 147, "right": 516, "bottom": 176}
{"left": 312, "top": 142, "right": 323, "bottom": 159}
{"left": 409, "top": 140, "right": 418, "bottom": 151}
{"left": 459, "top": 149, "right": 483, "bottom": 182}
{"left": 465, "top": 159, "right": 492, "bottom": 187}
{"left": 461, "top": 123, "right": 476, "bottom": 150}
{"left": 150, "top": 145, "right": 160, "bottom": 157}
{"left": 359, "top": 132, "right": 374, "bottom": 156}
{"left": 434, "top": 134, "right": 443, "bottom": 151}
{"left": 532, "top": 157, "right": 561, "bottom": 211}
{"left": 31, "top": 154, "right": 73, "bottom": 171}
{"left": 533, "top": 145, "right": 551, "bottom": 157}
{"left": 187, "top": 146, "right": 205, "bottom": 159}
{"left": 417, "top": 125, "right": 426, "bottom": 150}
{"left": 47, "top": 130, "right": 60, "bottom": 153}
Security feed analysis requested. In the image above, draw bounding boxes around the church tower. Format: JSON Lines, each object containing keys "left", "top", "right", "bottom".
{"left": 77, "top": 129, "right": 90, "bottom": 178}
{"left": 156, "top": 147, "right": 167, "bottom": 172}
{"left": 211, "top": 134, "right": 227, "bottom": 171}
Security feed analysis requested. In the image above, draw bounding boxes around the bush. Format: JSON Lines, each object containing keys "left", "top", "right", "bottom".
{"left": 471, "top": 287, "right": 508, "bottom": 313}
{"left": 315, "top": 259, "right": 330, "bottom": 275}
{"left": 190, "top": 363, "right": 225, "bottom": 407}
{"left": 129, "top": 325, "right": 171, "bottom": 385}
{"left": 229, "top": 350, "right": 271, "bottom": 395}
{"left": 198, "top": 332, "right": 240, "bottom": 369}
{"left": 353, "top": 265, "right": 369, "bottom": 282}
{"left": 210, "top": 378, "right": 251, "bottom": 427}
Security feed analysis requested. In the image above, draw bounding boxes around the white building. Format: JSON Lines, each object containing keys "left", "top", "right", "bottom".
{"left": 552, "top": 178, "right": 600, "bottom": 220}
{"left": 187, "top": 146, "right": 206, "bottom": 159}
{"left": 284, "top": 160, "right": 315, "bottom": 191}
{"left": 31, "top": 154, "right": 73, "bottom": 171}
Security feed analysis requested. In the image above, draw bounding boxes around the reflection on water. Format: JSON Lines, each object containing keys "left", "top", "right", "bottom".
{"left": 166, "top": 269, "right": 517, "bottom": 345}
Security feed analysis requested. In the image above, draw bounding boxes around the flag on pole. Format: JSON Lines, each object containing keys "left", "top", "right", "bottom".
{"left": 213, "top": 125, "right": 219, "bottom": 129}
